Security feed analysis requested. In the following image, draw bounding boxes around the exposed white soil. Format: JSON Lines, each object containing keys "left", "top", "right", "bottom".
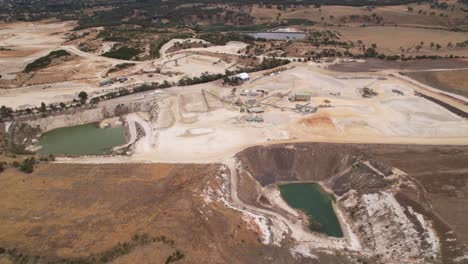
{"left": 185, "top": 128, "right": 215, "bottom": 135}
{"left": 341, "top": 190, "right": 440, "bottom": 262}
{"left": 56, "top": 63, "right": 468, "bottom": 165}
{"left": 184, "top": 41, "right": 248, "bottom": 55}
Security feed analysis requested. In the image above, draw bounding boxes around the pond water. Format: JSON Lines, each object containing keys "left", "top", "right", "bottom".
{"left": 247, "top": 32, "right": 306, "bottom": 40}
{"left": 38, "top": 123, "right": 126, "bottom": 156}
{"left": 279, "top": 182, "right": 343, "bottom": 237}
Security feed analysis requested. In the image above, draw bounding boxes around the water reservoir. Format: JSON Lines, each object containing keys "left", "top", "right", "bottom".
{"left": 247, "top": 32, "right": 306, "bottom": 40}
{"left": 38, "top": 123, "right": 126, "bottom": 156}
{"left": 279, "top": 182, "right": 343, "bottom": 237}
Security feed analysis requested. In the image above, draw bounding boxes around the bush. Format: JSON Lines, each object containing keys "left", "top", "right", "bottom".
{"left": 0, "top": 105, "right": 13, "bottom": 119}
{"left": 150, "top": 33, "right": 193, "bottom": 58}
{"left": 102, "top": 46, "right": 142, "bottom": 60}
{"left": 24, "top": 50, "right": 70, "bottom": 72}
{"left": 165, "top": 250, "right": 185, "bottom": 264}
{"left": 19, "top": 158, "right": 36, "bottom": 173}
{"left": 198, "top": 32, "right": 255, "bottom": 46}
{"left": 78, "top": 91, "right": 88, "bottom": 102}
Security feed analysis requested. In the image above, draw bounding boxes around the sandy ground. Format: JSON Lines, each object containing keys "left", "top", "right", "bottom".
{"left": 0, "top": 21, "right": 252, "bottom": 110}
{"left": 0, "top": 81, "right": 99, "bottom": 109}
{"left": 2, "top": 22, "right": 467, "bottom": 164}
{"left": 0, "top": 21, "right": 75, "bottom": 80}
{"left": 59, "top": 63, "right": 468, "bottom": 166}
{"left": 185, "top": 41, "right": 248, "bottom": 55}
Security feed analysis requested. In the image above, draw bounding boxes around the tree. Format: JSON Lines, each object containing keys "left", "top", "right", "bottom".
{"left": 78, "top": 91, "right": 88, "bottom": 102}
{"left": 0, "top": 105, "right": 13, "bottom": 119}
{"left": 371, "top": 43, "right": 377, "bottom": 49}
{"left": 40, "top": 102, "right": 46, "bottom": 113}
{"left": 49, "top": 104, "right": 57, "bottom": 111}
{"left": 364, "top": 48, "right": 378, "bottom": 57}
{"left": 435, "top": 43, "right": 442, "bottom": 50}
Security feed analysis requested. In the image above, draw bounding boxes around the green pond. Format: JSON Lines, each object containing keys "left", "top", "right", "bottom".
{"left": 279, "top": 182, "right": 343, "bottom": 237}
{"left": 38, "top": 123, "right": 126, "bottom": 156}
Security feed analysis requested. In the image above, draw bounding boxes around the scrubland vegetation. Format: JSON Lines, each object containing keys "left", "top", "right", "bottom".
{"left": 24, "top": 50, "right": 70, "bottom": 72}
{"left": 0, "top": 233, "right": 184, "bottom": 264}
{"left": 102, "top": 46, "right": 141, "bottom": 60}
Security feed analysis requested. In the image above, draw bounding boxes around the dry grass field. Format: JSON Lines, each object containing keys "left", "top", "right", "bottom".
{"left": 0, "top": 163, "right": 298, "bottom": 264}
{"left": 404, "top": 69, "right": 468, "bottom": 97}
{"left": 251, "top": 3, "right": 467, "bottom": 28}
{"left": 250, "top": 3, "right": 468, "bottom": 58}
{"left": 333, "top": 26, "right": 468, "bottom": 56}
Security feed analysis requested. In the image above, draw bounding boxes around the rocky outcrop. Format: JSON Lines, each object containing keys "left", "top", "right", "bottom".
{"left": 19, "top": 99, "right": 159, "bottom": 132}
{"left": 237, "top": 143, "right": 359, "bottom": 186}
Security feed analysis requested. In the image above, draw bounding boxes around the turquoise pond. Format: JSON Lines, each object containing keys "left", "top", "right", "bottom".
{"left": 279, "top": 182, "right": 343, "bottom": 237}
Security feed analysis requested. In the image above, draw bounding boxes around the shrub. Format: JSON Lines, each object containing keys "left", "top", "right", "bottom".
{"left": 102, "top": 46, "right": 141, "bottom": 60}
{"left": 19, "top": 158, "right": 36, "bottom": 173}
{"left": 24, "top": 50, "right": 70, "bottom": 72}
{"left": 150, "top": 33, "right": 193, "bottom": 58}
{"left": 78, "top": 91, "right": 88, "bottom": 102}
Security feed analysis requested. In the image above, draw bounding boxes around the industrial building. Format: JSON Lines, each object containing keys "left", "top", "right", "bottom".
{"left": 289, "top": 93, "right": 311, "bottom": 102}
{"left": 236, "top": 72, "right": 250, "bottom": 81}
{"left": 247, "top": 107, "right": 264, "bottom": 113}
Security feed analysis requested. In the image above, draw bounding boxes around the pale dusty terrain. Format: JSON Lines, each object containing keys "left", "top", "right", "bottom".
{"left": 0, "top": 27, "right": 249, "bottom": 107}
{"left": 57, "top": 63, "right": 468, "bottom": 165}
{"left": 0, "top": 21, "right": 75, "bottom": 80}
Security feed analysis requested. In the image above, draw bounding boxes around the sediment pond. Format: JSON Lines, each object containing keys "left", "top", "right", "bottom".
{"left": 247, "top": 32, "right": 306, "bottom": 40}
{"left": 38, "top": 123, "right": 126, "bottom": 156}
{"left": 279, "top": 182, "right": 343, "bottom": 237}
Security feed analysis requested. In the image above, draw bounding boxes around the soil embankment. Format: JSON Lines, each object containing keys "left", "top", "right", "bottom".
{"left": 329, "top": 58, "right": 468, "bottom": 72}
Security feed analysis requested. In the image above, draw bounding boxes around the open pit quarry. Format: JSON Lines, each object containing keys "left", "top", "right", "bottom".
{"left": 2, "top": 61, "right": 467, "bottom": 264}
{"left": 1, "top": 20, "right": 468, "bottom": 264}
{"left": 7, "top": 63, "right": 466, "bottom": 162}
